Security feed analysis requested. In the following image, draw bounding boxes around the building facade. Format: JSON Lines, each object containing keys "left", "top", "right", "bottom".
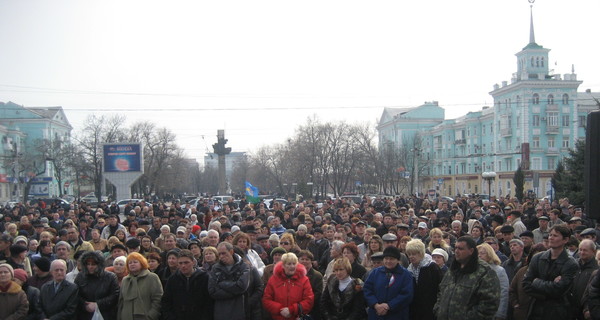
{"left": 0, "top": 101, "right": 72, "bottom": 203}
{"left": 378, "top": 11, "right": 597, "bottom": 199}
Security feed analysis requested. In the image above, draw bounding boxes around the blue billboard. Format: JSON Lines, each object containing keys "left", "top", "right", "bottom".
{"left": 103, "top": 144, "right": 142, "bottom": 172}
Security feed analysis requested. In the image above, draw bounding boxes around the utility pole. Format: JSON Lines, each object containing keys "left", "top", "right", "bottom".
{"left": 11, "top": 140, "right": 21, "bottom": 203}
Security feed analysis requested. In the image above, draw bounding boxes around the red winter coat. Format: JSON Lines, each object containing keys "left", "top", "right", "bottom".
{"left": 262, "top": 261, "right": 314, "bottom": 320}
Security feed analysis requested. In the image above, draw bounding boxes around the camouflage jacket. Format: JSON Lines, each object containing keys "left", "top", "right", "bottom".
{"left": 434, "top": 259, "right": 500, "bottom": 320}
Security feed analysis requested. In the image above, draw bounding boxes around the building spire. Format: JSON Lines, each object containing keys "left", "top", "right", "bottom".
{"left": 529, "top": 1, "right": 536, "bottom": 45}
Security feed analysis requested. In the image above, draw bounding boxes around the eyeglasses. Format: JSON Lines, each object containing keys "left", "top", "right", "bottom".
{"left": 280, "top": 242, "right": 290, "bottom": 245}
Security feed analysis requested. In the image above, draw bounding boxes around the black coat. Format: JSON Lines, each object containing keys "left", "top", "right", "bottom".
{"left": 75, "top": 251, "right": 120, "bottom": 320}
{"left": 321, "top": 276, "right": 367, "bottom": 320}
{"left": 350, "top": 261, "right": 367, "bottom": 281}
{"left": 161, "top": 268, "right": 214, "bottom": 320}
{"left": 306, "top": 267, "right": 324, "bottom": 320}
{"left": 24, "top": 283, "right": 42, "bottom": 320}
{"left": 40, "top": 280, "right": 79, "bottom": 320}
{"left": 523, "top": 248, "right": 579, "bottom": 320}
{"left": 409, "top": 261, "right": 443, "bottom": 320}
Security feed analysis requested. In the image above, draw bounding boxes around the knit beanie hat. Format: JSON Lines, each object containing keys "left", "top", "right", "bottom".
{"left": 0, "top": 263, "right": 14, "bottom": 279}
{"left": 34, "top": 257, "right": 51, "bottom": 273}
{"left": 13, "top": 269, "right": 27, "bottom": 282}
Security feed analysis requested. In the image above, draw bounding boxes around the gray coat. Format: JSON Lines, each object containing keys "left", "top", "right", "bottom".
{"left": 208, "top": 254, "right": 251, "bottom": 320}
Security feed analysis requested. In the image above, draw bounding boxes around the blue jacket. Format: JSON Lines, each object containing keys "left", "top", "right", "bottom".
{"left": 363, "top": 264, "right": 414, "bottom": 320}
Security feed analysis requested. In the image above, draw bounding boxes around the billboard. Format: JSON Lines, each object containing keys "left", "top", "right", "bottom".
{"left": 103, "top": 144, "right": 142, "bottom": 173}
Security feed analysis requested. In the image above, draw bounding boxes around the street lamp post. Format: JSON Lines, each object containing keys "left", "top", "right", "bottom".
{"left": 482, "top": 172, "right": 497, "bottom": 198}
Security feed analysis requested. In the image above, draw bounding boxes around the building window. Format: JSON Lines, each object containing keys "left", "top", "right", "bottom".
{"left": 562, "top": 94, "right": 569, "bottom": 105}
{"left": 548, "top": 137, "right": 555, "bottom": 148}
{"left": 533, "top": 115, "right": 540, "bottom": 127}
{"left": 579, "top": 115, "right": 587, "bottom": 127}
{"left": 547, "top": 112, "right": 559, "bottom": 127}
{"left": 533, "top": 93, "right": 540, "bottom": 105}
{"left": 547, "top": 94, "right": 554, "bottom": 105}
{"left": 532, "top": 136, "right": 540, "bottom": 148}
{"left": 562, "top": 115, "right": 570, "bottom": 127}
{"left": 548, "top": 158, "right": 556, "bottom": 170}
{"left": 532, "top": 158, "right": 541, "bottom": 170}
{"left": 562, "top": 138, "right": 569, "bottom": 148}
{"left": 516, "top": 95, "right": 521, "bottom": 106}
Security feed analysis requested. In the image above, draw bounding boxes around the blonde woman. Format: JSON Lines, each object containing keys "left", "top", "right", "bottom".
{"left": 477, "top": 243, "right": 509, "bottom": 320}
{"left": 262, "top": 252, "right": 314, "bottom": 320}
{"left": 427, "top": 228, "right": 451, "bottom": 257}
{"left": 406, "top": 239, "right": 442, "bottom": 320}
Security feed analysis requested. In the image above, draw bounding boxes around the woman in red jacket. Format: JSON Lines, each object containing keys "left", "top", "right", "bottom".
{"left": 263, "top": 252, "right": 314, "bottom": 320}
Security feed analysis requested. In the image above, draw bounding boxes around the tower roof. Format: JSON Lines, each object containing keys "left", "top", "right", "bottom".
{"left": 523, "top": 4, "right": 543, "bottom": 50}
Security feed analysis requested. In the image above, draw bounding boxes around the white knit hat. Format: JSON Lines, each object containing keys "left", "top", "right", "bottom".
{"left": 431, "top": 248, "right": 449, "bottom": 262}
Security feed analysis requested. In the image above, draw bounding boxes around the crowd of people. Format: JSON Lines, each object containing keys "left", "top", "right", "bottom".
{"left": 0, "top": 193, "right": 599, "bottom": 320}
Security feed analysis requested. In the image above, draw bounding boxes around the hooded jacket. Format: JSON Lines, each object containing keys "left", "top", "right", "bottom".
{"left": 75, "top": 251, "right": 120, "bottom": 320}
{"left": 262, "top": 261, "right": 314, "bottom": 320}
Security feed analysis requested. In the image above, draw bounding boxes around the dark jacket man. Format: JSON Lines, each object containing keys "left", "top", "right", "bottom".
{"left": 40, "top": 260, "right": 79, "bottom": 320}
{"left": 523, "top": 225, "right": 579, "bottom": 320}
{"left": 161, "top": 266, "right": 214, "bottom": 320}
{"left": 208, "top": 243, "right": 251, "bottom": 320}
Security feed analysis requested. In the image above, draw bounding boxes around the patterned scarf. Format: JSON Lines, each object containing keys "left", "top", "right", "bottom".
{"left": 407, "top": 254, "right": 433, "bottom": 284}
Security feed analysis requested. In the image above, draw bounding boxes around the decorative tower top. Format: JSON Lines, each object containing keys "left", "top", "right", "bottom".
{"left": 515, "top": 0, "right": 550, "bottom": 81}
{"left": 529, "top": 0, "right": 536, "bottom": 45}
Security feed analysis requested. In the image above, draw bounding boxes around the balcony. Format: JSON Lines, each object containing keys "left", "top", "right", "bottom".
{"left": 546, "top": 126, "right": 559, "bottom": 134}
{"left": 546, "top": 147, "right": 559, "bottom": 155}
{"left": 500, "top": 128, "right": 512, "bottom": 137}
{"left": 454, "top": 138, "right": 466, "bottom": 145}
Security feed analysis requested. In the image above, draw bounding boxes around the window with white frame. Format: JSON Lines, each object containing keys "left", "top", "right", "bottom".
{"left": 548, "top": 158, "right": 556, "bottom": 170}
{"left": 532, "top": 158, "right": 541, "bottom": 170}
{"left": 562, "top": 138, "right": 569, "bottom": 148}
{"left": 547, "top": 112, "right": 559, "bottom": 127}
{"left": 548, "top": 137, "right": 555, "bottom": 148}
{"left": 532, "top": 136, "right": 540, "bottom": 148}
{"left": 562, "top": 115, "right": 570, "bottom": 127}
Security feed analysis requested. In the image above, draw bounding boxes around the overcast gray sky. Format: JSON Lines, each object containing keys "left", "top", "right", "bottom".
{"left": 1, "top": 0, "right": 598, "bottom": 162}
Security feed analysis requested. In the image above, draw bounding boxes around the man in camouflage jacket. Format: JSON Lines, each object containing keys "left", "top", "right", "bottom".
{"left": 434, "top": 236, "right": 500, "bottom": 320}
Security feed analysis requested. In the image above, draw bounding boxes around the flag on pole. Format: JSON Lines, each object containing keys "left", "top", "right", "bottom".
{"left": 245, "top": 181, "right": 260, "bottom": 204}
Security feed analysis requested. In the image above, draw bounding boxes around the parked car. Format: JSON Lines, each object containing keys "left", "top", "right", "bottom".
{"left": 213, "top": 195, "right": 233, "bottom": 203}
{"left": 116, "top": 199, "right": 144, "bottom": 212}
{"left": 263, "top": 198, "right": 289, "bottom": 209}
{"left": 30, "top": 198, "right": 71, "bottom": 210}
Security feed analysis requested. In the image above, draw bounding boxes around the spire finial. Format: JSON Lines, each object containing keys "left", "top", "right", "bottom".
{"left": 529, "top": 0, "right": 536, "bottom": 44}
